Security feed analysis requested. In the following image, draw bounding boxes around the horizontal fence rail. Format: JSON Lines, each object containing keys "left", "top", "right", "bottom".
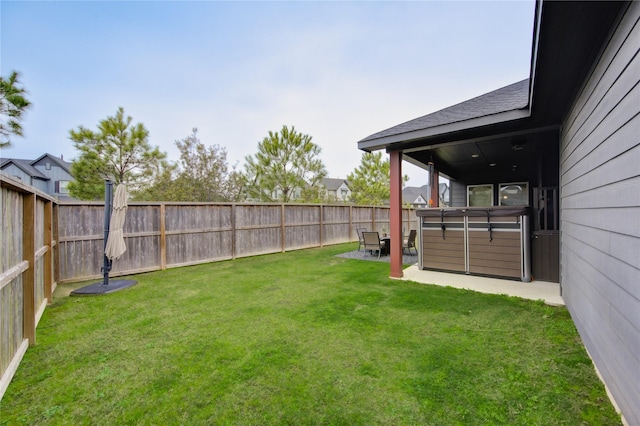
{"left": 57, "top": 202, "right": 417, "bottom": 283}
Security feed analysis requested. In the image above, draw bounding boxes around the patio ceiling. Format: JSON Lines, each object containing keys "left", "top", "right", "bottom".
{"left": 402, "top": 128, "right": 558, "bottom": 183}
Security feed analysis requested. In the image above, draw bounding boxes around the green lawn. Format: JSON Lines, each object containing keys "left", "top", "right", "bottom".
{"left": 1, "top": 244, "right": 620, "bottom": 425}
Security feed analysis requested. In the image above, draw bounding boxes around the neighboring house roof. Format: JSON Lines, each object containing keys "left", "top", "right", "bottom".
{"left": 359, "top": 79, "right": 530, "bottom": 150}
{"left": 0, "top": 158, "right": 49, "bottom": 180}
{"left": 402, "top": 183, "right": 450, "bottom": 205}
{"left": 32, "top": 153, "right": 72, "bottom": 173}
{"left": 439, "top": 183, "right": 449, "bottom": 200}
{"left": 321, "top": 178, "right": 349, "bottom": 191}
{"left": 402, "top": 185, "right": 428, "bottom": 205}
{"left": 0, "top": 153, "right": 72, "bottom": 179}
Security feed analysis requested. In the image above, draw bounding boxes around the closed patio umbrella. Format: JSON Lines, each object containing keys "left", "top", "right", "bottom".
{"left": 105, "top": 183, "right": 128, "bottom": 260}
{"left": 71, "top": 180, "right": 137, "bottom": 295}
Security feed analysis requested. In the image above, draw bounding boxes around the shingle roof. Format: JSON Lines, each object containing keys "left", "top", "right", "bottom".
{"left": 32, "top": 153, "right": 72, "bottom": 173}
{"left": 0, "top": 153, "right": 71, "bottom": 178}
{"left": 360, "top": 79, "right": 530, "bottom": 143}
{"left": 402, "top": 185, "right": 428, "bottom": 204}
{"left": 321, "top": 178, "right": 348, "bottom": 191}
{"left": 0, "top": 158, "right": 49, "bottom": 180}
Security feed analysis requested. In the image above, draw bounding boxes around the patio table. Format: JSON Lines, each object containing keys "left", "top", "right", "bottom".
{"left": 380, "top": 236, "right": 391, "bottom": 256}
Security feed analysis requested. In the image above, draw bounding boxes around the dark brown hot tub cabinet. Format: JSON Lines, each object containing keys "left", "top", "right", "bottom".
{"left": 417, "top": 207, "right": 531, "bottom": 282}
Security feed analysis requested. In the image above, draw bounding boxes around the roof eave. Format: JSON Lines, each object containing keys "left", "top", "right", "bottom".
{"left": 358, "top": 107, "right": 531, "bottom": 152}
{"left": 1, "top": 160, "right": 49, "bottom": 179}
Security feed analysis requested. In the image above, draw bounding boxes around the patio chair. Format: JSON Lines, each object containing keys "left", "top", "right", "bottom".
{"left": 356, "top": 227, "right": 367, "bottom": 251}
{"left": 403, "top": 229, "right": 418, "bottom": 255}
{"left": 362, "top": 231, "right": 386, "bottom": 259}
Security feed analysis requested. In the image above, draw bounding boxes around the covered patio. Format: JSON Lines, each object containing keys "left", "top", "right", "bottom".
{"left": 357, "top": 1, "right": 625, "bottom": 284}
{"left": 356, "top": 1, "right": 638, "bottom": 423}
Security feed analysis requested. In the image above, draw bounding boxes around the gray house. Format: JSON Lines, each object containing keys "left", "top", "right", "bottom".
{"left": 403, "top": 184, "right": 449, "bottom": 208}
{"left": 320, "top": 178, "right": 351, "bottom": 202}
{"left": 0, "top": 153, "right": 74, "bottom": 200}
{"left": 402, "top": 186, "right": 428, "bottom": 208}
{"left": 357, "top": 1, "right": 639, "bottom": 424}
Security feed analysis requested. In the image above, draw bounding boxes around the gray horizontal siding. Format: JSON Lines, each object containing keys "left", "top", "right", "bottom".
{"left": 449, "top": 180, "right": 467, "bottom": 207}
{"left": 560, "top": 3, "right": 640, "bottom": 424}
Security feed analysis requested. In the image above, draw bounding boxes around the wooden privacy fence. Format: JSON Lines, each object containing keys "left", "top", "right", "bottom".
{"left": 1, "top": 172, "right": 419, "bottom": 400}
{"left": 1, "top": 175, "right": 57, "bottom": 400}
{"left": 57, "top": 202, "right": 418, "bottom": 283}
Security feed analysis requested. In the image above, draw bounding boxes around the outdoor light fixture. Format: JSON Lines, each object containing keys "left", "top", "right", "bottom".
{"left": 471, "top": 154, "right": 480, "bottom": 158}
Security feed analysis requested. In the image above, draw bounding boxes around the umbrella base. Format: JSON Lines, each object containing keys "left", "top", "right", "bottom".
{"left": 71, "top": 280, "right": 137, "bottom": 296}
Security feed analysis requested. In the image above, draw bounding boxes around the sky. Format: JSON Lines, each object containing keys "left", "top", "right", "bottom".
{"left": 1, "top": 0, "right": 534, "bottom": 187}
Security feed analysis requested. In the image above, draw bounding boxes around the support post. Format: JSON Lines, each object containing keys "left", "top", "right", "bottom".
{"left": 102, "top": 180, "right": 113, "bottom": 286}
{"left": 389, "top": 151, "right": 403, "bottom": 278}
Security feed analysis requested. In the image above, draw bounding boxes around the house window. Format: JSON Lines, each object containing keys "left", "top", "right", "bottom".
{"left": 499, "top": 182, "right": 529, "bottom": 206}
{"left": 56, "top": 180, "right": 70, "bottom": 194}
{"left": 45, "top": 162, "right": 51, "bottom": 170}
{"left": 467, "top": 184, "right": 493, "bottom": 207}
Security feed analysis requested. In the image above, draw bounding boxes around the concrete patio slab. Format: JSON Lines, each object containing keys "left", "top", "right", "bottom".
{"left": 399, "top": 265, "right": 564, "bottom": 306}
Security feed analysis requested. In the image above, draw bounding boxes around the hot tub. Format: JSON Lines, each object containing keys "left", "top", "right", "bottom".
{"left": 416, "top": 207, "right": 531, "bottom": 282}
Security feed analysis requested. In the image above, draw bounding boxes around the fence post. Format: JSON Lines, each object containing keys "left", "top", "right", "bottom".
{"left": 160, "top": 204, "right": 166, "bottom": 270}
{"left": 231, "top": 204, "right": 237, "bottom": 260}
{"left": 52, "top": 203, "right": 59, "bottom": 285}
{"left": 281, "top": 204, "right": 286, "bottom": 252}
{"left": 319, "top": 205, "right": 324, "bottom": 247}
{"left": 372, "top": 206, "right": 376, "bottom": 231}
{"left": 349, "top": 205, "right": 353, "bottom": 242}
{"left": 22, "top": 193, "right": 36, "bottom": 345}
{"left": 44, "top": 200, "right": 53, "bottom": 303}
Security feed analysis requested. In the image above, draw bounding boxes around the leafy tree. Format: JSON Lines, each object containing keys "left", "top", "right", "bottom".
{"left": 347, "top": 152, "right": 408, "bottom": 205}
{"left": 68, "top": 107, "right": 167, "bottom": 200}
{"left": 244, "top": 125, "right": 327, "bottom": 202}
{"left": 134, "top": 128, "right": 245, "bottom": 202}
{"left": 0, "top": 71, "right": 32, "bottom": 148}
{"left": 130, "top": 159, "right": 179, "bottom": 201}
